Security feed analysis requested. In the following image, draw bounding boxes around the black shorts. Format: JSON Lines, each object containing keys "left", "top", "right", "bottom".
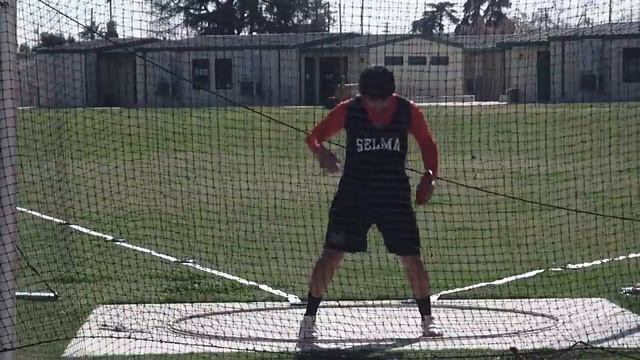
{"left": 324, "top": 180, "right": 421, "bottom": 256}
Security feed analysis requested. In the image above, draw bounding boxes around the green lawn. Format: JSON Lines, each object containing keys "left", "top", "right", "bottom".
{"left": 14, "top": 103, "right": 640, "bottom": 359}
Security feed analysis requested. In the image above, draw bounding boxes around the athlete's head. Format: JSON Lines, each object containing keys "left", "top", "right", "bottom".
{"left": 359, "top": 66, "right": 395, "bottom": 112}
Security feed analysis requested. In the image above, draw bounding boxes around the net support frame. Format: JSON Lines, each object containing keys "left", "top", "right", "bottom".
{"left": 0, "top": 0, "right": 18, "bottom": 358}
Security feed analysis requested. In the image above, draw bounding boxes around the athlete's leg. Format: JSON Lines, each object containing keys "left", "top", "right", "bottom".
{"left": 399, "top": 254, "right": 429, "bottom": 300}
{"left": 308, "top": 247, "right": 344, "bottom": 299}
{"left": 376, "top": 191, "right": 442, "bottom": 337}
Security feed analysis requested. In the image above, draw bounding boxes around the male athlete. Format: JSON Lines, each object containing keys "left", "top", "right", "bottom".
{"left": 300, "top": 66, "right": 441, "bottom": 339}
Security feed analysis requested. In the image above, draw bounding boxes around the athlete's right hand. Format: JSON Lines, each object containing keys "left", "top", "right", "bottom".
{"left": 314, "top": 146, "right": 341, "bottom": 174}
{"left": 416, "top": 171, "right": 435, "bottom": 205}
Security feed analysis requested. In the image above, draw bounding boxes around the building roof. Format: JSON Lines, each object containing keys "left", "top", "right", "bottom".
{"left": 35, "top": 38, "right": 157, "bottom": 53}
{"left": 302, "top": 33, "right": 464, "bottom": 53}
{"left": 34, "top": 33, "right": 355, "bottom": 53}
{"left": 34, "top": 21, "right": 640, "bottom": 54}
{"left": 303, "top": 22, "right": 640, "bottom": 53}
{"left": 494, "top": 22, "right": 640, "bottom": 48}
{"left": 549, "top": 21, "right": 640, "bottom": 40}
{"left": 137, "top": 32, "right": 356, "bottom": 51}
{"left": 452, "top": 33, "right": 548, "bottom": 50}
{"left": 304, "top": 34, "right": 409, "bottom": 50}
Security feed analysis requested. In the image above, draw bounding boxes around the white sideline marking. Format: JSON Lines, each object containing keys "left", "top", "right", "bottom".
{"left": 16, "top": 291, "right": 57, "bottom": 300}
{"left": 564, "top": 253, "right": 640, "bottom": 269}
{"left": 416, "top": 101, "right": 508, "bottom": 107}
{"left": 18, "top": 207, "right": 66, "bottom": 224}
{"left": 17, "top": 207, "right": 638, "bottom": 305}
{"left": 433, "top": 269, "right": 545, "bottom": 299}
{"left": 434, "top": 252, "right": 639, "bottom": 299}
{"left": 17, "top": 207, "right": 302, "bottom": 304}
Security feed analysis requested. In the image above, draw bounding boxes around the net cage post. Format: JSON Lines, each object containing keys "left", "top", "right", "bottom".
{"left": 0, "top": 0, "right": 18, "bottom": 358}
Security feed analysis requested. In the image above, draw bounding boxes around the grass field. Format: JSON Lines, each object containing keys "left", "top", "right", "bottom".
{"left": 14, "top": 102, "right": 640, "bottom": 359}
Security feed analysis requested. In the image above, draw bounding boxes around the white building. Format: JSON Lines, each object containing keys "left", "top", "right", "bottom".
{"left": 18, "top": 22, "right": 640, "bottom": 107}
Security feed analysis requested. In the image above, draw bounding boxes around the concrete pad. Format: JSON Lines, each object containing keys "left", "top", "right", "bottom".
{"left": 63, "top": 298, "right": 640, "bottom": 357}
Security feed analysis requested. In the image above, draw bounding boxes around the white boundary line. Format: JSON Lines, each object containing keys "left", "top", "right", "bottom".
{"left": 17, "top": 206, "right": 638, "bottom": 304}
{"left": 16, "top": 291, "right": 57, "bottom": 300}
{"left": 433, "top": 252, "right": 639, "bottom": 300}
{"left": 17, "top": 207, "right": 302, "bottom": 304}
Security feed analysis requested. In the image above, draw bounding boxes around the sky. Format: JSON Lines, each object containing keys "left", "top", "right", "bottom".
{"left": 17, "top": 0, "right": 640, "bottom": 44}
{"left": 335, "top": 0, "right": 639, "bottom": 34}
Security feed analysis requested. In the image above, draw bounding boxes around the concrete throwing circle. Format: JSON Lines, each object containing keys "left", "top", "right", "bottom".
{"left": 168, "top": 303, "right": 558, "bottom": 343}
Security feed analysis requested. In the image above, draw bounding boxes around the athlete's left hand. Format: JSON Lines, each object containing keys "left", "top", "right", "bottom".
{"left": 416, "top": 172, "right": 435, "bottom": 205}
{"left": 314, "top": 146, "right": 341, "bottom": 174}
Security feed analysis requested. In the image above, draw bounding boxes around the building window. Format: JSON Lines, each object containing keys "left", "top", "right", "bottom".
{"left": 192, "top": 59, "right": 210, "bottom": 90}
{"left": 215, "top": 58, "right": 233, "bottom": 89}
{"left": 408, "top": 56, "right": 427, "bottom": 65}
{"left": 430, "top": 56, "right": 449, "bottom": 66}
{"left": 623, "top": 47, "right": 640, "bottom": 83}
{"left": 384, "top": 56, "right": 403, "bottom": 66}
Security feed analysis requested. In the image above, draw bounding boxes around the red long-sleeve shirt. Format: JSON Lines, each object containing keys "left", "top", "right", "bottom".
{"left": 306, "top": 95, "right": 439, "bottom": 176}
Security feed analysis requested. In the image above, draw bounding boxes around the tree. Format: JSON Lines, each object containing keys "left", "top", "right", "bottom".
{"left": 262, "top": 0, "right": 334, "bottom": 33}
{"left": 411, "top": 2, "right": 459, "bottom": 35}
{"left": 18, "top": 43, "right": 30, "bottom": 53}
{"left": 304, "top": 0, "right": 333, "bottom": 32}
{"left": 151, "top": 0, "right": 249, "bottom": 35}
{"left": 263, "top": 0, "right": 305, "bottom": 33}
{"left": 105, "top": 20, "right": 119, "bottom": 38}
{"left": 239, "top": 0, "right": 265, "bottom": 33}
{"left": 576, "top": 9, "right": 594, "bottom": 27}
{"left": 455, "top": 0, "right": 486, "bottom": 35}
{"left": 511, "top": 7, "right": 570, "bottom": 34}
{"left": 38, "top": 32, "right": 68, "bottom": 48}
{"left": 510, "top": 10, "right": 532, "bottom": 33}
{"left": 411, "top": 11, "right": 438, "bottom": 35}
{"left": 149, "top": 0, "right": 333, "bottom": 35}
{"left": 520, "top": 7, "right": 569, "bottom": 32}
{"left": 483, "top": 0, "right": 514, "bottom": 34}
{"left": 79, "top": 19, "right": 102, "bottom": 40}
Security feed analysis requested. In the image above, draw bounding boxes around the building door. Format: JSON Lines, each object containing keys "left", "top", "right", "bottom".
{"left": 537, "top": 51, "right": 551, "bottom": 102}
{"left": 98, "top": 53, "right": 137, "bottom": 107}
{"left": 319, "top": 57, "right": 341, "bottom": 105}
{"left": 304, "top": 57, "right": 316, "bottom": 105}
